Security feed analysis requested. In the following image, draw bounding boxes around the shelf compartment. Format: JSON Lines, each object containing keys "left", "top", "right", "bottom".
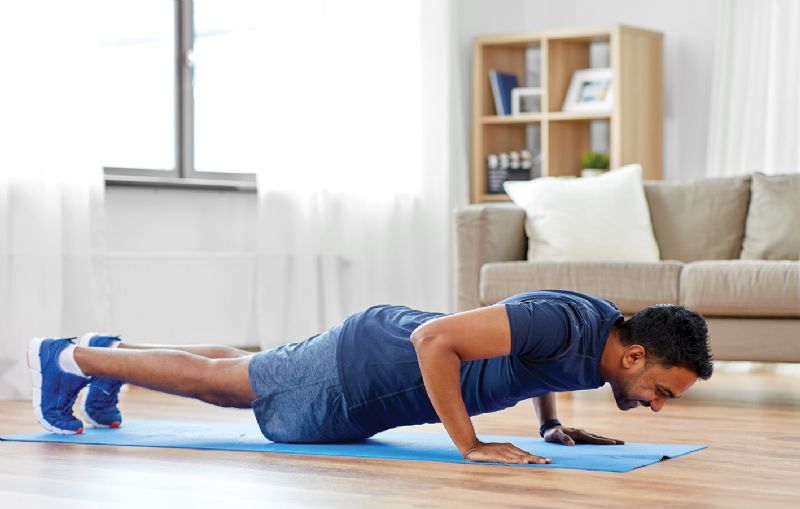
{"left": 547, "top": 119, "right": 593, "bottom": 177}
{"left": 476, "top": 46, "right": 526, "bottom": 117}
{"left": 546, "top": 37, "right": 610, "bottom": 113}
{"left": 475, "top": 122, "right": 542, "bottom": 199}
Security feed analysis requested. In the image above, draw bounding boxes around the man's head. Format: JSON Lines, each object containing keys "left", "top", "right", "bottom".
{"left": 603, "top": 304, "right": 713, "bottom": 412}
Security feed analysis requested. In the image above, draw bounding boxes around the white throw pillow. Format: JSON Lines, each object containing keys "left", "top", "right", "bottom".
{"left": 504, "top": 164, "right": 661, "bottom": 262}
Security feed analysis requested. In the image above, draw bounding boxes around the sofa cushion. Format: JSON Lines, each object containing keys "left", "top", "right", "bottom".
{"left": 503, "top": 165, "right": 661, "bottom": 263}
{"left": 643, "top": 175, "right": 750, "bottom": 262}
{"left": 479, "top": 260, "right": 684, "bottom": 314}
{"left": 740, "top": 172, "right": 800, "bottom": 260}
{"left": 680, "top": 260, "right": 800, "bottom": 317}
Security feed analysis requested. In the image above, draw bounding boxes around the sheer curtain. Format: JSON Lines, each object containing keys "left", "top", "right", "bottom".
{"left": 706, "top": 0, "right": 800, "bottom": 176}
{"left": 253, "top": 0, "right": 454, "bottom": 347}
{"left": 0, "top": 2, "right": 109, "bottom": 399}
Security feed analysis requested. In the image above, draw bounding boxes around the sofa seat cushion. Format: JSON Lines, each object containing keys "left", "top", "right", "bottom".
{"left": 680, "top": 260, "right": 800, "bottom": 317}
{"left": 479, "top": 260, "right": 684, "bottom": 314}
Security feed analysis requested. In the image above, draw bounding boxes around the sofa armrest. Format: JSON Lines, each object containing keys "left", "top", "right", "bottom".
{"left": 454, "top": 204, "right": 526, "bottom": 311}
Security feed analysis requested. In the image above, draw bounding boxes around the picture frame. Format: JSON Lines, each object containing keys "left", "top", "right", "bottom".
{"left": 511, "top": 87, "right": 542, "bottom": 116}
{"left": 562, "top": 68, "right": 613, "bottom": 113}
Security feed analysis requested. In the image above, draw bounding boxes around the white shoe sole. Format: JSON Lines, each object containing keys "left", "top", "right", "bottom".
{"left": 26, "top": 338, "right": 82, "bottom": 435}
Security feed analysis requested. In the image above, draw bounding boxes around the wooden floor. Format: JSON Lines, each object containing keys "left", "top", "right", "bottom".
{"left": 1, "top": 367, "right": 799, "bottom": 508}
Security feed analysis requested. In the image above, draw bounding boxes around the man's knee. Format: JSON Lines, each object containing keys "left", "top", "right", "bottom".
{"left": 199, "top": 357, "right": 253, "bottom": 408}
{"left": 208, "top": 345, "right": 251, "bottom": 359}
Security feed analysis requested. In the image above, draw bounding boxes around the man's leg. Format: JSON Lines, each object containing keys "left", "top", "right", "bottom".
{"left": 117, "top": 341, "right": 252, "bottom": 359}
{"left": 74, "top": 346, "right": 257, "bottom": 409}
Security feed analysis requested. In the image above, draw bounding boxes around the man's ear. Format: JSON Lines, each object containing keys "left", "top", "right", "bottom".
{"left": 621, "top": 345, "right": 646, "bottom": 369}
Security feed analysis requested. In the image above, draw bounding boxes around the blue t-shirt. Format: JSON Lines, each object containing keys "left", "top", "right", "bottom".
{"left": 336, "top": 290, "right": 623, "bottom": 435}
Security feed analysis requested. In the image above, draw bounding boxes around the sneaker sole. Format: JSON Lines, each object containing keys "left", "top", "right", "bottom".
{"left": 26, "top": 338, "right": 83, "bottom": 435}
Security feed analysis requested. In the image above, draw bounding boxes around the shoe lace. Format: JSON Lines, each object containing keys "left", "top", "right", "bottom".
{"left": 93, "top": 379, "right": 124, "bottom": 408}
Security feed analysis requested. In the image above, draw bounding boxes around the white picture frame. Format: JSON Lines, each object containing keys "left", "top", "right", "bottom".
{"left": 511, "top": 87, "right": 542, "bottom": 116}
{"left": 562, "top": 68, "right": 613, "bottom": 113}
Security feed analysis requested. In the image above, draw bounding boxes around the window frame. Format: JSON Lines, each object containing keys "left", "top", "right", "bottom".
{"left": 104, "top": 0, "right": 256, "bottom": 190}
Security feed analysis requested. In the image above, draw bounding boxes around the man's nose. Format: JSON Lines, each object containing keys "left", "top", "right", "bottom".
{"left": 650, "top": 398, "right": 665, "bottom": 412}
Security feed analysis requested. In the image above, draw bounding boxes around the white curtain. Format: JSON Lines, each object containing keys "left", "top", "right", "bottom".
{"left": 252, "top": 0, "right": 455, "bottom": 347}
{"left": 0, "top": 2, "right": 109, "bottom": 399}
{"left": 706, "top": 0, "right": 800, "bottom": 176}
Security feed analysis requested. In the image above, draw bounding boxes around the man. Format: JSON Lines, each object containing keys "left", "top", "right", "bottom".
{"left": 27, "top": 290, "right": 713, "bottom": 465}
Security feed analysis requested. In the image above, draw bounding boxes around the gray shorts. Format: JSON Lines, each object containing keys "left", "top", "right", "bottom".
{"left": 247, "top": 323, "right": 370, "bottom": 443}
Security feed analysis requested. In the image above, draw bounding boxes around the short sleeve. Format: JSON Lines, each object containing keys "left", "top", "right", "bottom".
{"left": 504, "top": 300, "right": 572, "bottom": 359}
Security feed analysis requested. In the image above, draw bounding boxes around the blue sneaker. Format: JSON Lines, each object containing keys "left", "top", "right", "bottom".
{"left": 79, "top": 333, "right": 124, "bottom": 428}
{"left": 26, "top": 337, "right": 89, "bottom": 434}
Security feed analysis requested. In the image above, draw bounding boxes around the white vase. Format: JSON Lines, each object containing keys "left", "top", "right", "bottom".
{"left": 581, "top": 168, "right": 607, "bottom": 178}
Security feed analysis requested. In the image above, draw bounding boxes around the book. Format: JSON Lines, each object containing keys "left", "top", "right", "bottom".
{"left": 489, "top": 69, "right": 519, "bottom": 116}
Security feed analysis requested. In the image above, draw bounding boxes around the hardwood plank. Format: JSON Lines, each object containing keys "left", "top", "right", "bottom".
{"left": 1, "top": 368, "right": 799, "bottom": 508}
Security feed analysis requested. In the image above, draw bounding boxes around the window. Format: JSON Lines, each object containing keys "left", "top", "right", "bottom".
{"left": 101, "top": 0, "right": 256, "bottom": 187}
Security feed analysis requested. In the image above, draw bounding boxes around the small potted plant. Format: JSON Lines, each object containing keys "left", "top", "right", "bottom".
{"left": 580, "top": 151, "right": 609, "bottom": 177}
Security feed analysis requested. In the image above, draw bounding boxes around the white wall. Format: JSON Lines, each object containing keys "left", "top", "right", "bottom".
{"left": 104, "top": 186, "right": 259, "bottom": 346}
{"left": 455, "top": 0, "right": 723, "bottom": 180}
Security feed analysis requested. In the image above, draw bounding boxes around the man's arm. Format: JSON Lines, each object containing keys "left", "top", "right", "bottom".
{"left": 533, "top": 392, "right": 558, "bottom": 425}
{"left": 411, "top": 305, "right": 550, "bottom": 465}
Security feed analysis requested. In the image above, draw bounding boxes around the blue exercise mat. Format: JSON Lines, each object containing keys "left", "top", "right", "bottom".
{"left": 0, "top": 420, "right": 705, "bottom": 473}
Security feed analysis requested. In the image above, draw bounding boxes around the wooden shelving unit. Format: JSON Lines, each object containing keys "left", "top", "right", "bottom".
{"left": 470, "top": 25, "right": 663, "bottom": 203}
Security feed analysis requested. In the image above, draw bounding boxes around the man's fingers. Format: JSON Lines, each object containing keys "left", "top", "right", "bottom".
{"left": 574, "top": 430, "right": 622, "bottom": 445}
{"left": 582, "top": 431, "right": 625, "bottom": 444}
{"left": 500, "top": 453, "right": 524, "bottom": 464}
{"left": 547, "top": 427, "right": 625, "bottom": 446}
{"left": 467, "top": 450, "right": 517, "bottom": 464}
{"left": 518, "top": 451, "right": 551, "bottom": 464}
{"left": 514, "top": 446, "right": 550, "bottom": 462}
{"left": 513, "top": 452, "right": 550, "bottom": 464}
{"left": 499, "top": 451, "right": 535, "bottom": 464}
{"left": 590, "top": 434, "right": 624, "bottom": 445}
{"left": 505, "top": 445, "right": 551, "bottom": 464}
{"left": 528, "top": 454, "right": 551, "bottom": 464}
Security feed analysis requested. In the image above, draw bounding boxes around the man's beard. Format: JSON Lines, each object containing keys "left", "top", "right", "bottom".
{"left": 608, "top": 370, "right": 641, "bottom": 411}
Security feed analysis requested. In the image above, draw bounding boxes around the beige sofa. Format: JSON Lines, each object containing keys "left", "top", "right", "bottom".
{"left": 455, "top": 174, "right": 800, "bottom": 362}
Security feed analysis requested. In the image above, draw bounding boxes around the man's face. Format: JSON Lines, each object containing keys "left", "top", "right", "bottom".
{"left": 609, "top": 359, "right": 698, "bottom": 412}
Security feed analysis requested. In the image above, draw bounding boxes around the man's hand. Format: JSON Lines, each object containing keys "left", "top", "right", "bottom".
{"left": 543, "top": 426, "right": 624, "bottom": 446}
{"left": 464, "top": 441, "right": 552, "bottom": 464}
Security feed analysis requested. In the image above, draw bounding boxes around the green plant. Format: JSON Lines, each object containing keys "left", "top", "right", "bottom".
{"left": 580, "top": 151, "right": 609, "bottom": 170}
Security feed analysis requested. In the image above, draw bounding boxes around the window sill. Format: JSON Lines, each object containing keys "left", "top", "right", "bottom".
{"left": 104, "top": 175, "right": 257, "bottom": 193}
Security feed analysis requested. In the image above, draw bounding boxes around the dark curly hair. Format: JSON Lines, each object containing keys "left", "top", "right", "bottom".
{"left": 617, "top": 304, "right": 713, "bottom": 380}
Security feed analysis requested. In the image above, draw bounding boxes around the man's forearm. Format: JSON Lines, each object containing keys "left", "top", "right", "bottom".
{"left": 533, "top": 392, "right": 558, "bottom": 424}
{"left": 413, "top": 339, "right": 479, "bottom": 455}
